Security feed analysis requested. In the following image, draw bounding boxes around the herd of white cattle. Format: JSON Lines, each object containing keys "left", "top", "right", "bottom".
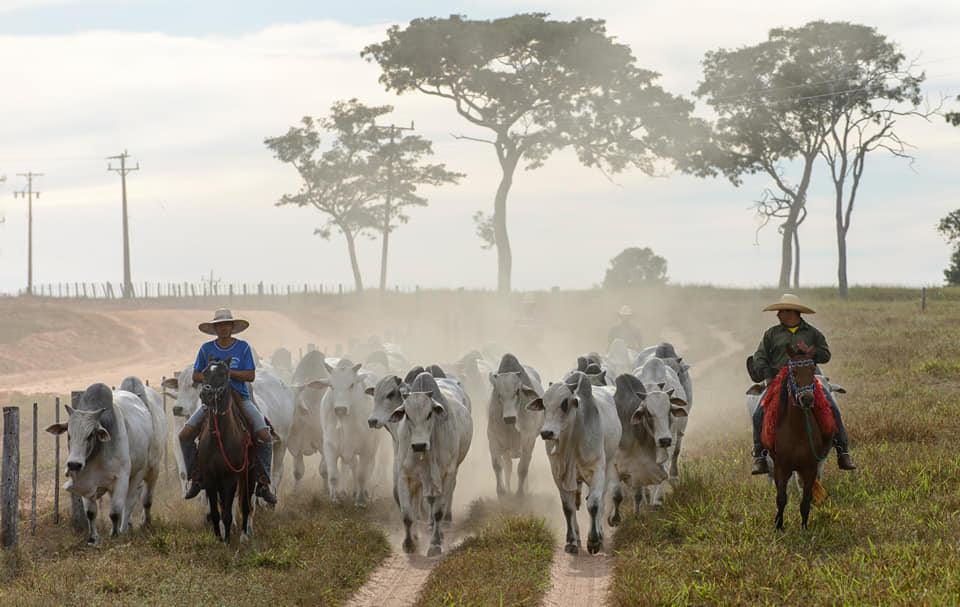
{"left": 46, "top": 337, "right": 693, "bottom": 556}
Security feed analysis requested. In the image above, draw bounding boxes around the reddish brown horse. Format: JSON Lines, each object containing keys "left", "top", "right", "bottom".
{"left": 762, "top": 345, "right": 836, "bottom": 530}
{"left": 196, "top": 356, "right": 256, "bottom": 543}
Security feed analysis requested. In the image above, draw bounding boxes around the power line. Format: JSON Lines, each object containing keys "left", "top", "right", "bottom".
{"left": 13, "top": 172, "right": 43, "bottom": 296}
{"left": 107, "top": 150, "right": 139, "bottom": 299}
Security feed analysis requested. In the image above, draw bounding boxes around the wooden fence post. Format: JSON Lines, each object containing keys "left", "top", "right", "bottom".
{"left": 922, "top": 287, "right": 927, "bottom": 312}
{"left": 2, "top": 407, "right": 19, "bottom": 547}
{"left": 69, "top": 391, "right": 85, "bottom": 531}
{"left": 53, "top": 397, "right": 60, "bottom": 524}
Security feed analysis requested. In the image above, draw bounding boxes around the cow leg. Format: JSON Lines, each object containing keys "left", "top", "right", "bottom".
{"left": 322, "top": 443, "right": 340, "bottom": 502}
{"left": 604, "top": 455, "right": 622, "bottom": 527}
{"left": 608, "top": 483, "right": 624, "bottom": 527}
{"left": 560, "top": 490, "right": 580, "bottom": 554}
{"left": 774, "top": 465, "right": 789, "bottom": 531}
{"left": 293, "top": 453, "right": 305, "bottom": 490}
{"left": 517, "top": 438, "right": 536, "bottom": 497}
{"left": 634, "top": 487, "right": 646, "bottom": 514}
{"left": 670, "top": 432, "right": 684, "bottom": 480}
{"left": 649, "top": 480, "right": 666, "bottom": 507}
{"left": 427, "top": 496, "right": 443, "bottom": 557}
{"left": 142, "top": 470, "right": 159, "bottom": 528}
{"left": 443, "top": 476, "right": 456, "bottom": 523}
{"left": 83, "top": 497, "right": 99, "bottom": 545}
{"left": 586, "top": 473, "right": 605, "bottom": 555}
{"left": 109, "top": 476, "right": 130, "bottom": 537}
{"left": 272, "top": 439, "right": 285, "bottom": 492}
{"left": 397, "top": 475, "right": 417, "bottom": 554}
{"left": 503, "top": 455, "right": 513, "bottom": 495}
{"left": 490, "top": 447, "right": 506, "bottom": 497}
{"left": 355, "top": 450, "right": 376, "bottom": 507}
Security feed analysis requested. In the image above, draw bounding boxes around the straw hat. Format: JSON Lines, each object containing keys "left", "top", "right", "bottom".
{"left": 762, "top": 294, "right": 815, "bottom": 314}
{"left": 618, "top": 305, "right": 633, "bottom": 316}
{"left": 198, "top": 308, "right": 250, "bottom": 335}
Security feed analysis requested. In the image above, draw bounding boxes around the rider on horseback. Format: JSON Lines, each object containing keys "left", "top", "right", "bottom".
{"left": 178, "top": 308, "right": 278, "bottom": 504}
{"left": 749, "top": 294, "right": 856, "bottom": 475}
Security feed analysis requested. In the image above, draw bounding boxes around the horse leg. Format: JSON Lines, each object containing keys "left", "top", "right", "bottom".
{"left": 221, "top": 483, "right": 235, "bottom": 545}
{"left": 240, "top": 470, "right": 253, "bottom": 542}
{"left": 799, "top": 469, "right": 816, "bottom": 530}
{"left": 774, "top": 465, "right": 789, "bottom": 530}
{"left": 206, "top": 488, "right": 221, "bottom": 541}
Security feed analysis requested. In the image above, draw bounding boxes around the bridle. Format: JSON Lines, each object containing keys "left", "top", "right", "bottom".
{"left": 200, "top": 360, "right": 250, "bottom": 474}
{"left": 786, "top": 358, "right": 817, "bottom": 408}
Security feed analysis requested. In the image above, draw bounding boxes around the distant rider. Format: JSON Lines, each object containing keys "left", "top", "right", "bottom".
{"left": 608, "top": 305, "right": 642, "bottom": 351}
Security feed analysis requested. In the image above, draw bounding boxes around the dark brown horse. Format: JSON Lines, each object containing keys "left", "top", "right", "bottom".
{"left": 196, "top": 356, "right": 256, "bottom": 543}
{"left": 767, "top": 345, "right": 834, "bottom": 530}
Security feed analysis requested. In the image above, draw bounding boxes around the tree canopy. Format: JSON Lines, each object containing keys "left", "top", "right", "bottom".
{"left": 602, "top": 247, "right": 668, "bottom": 288}
{"left": 363, "top": 13, "right": 700, "bottom": 292}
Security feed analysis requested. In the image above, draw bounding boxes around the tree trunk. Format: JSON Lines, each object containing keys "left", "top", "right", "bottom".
{"left": 778, "top": 221, "right": 794, "bottom": 289}
{"left": 494, "top": 150, "right": 519, "bottom": 294}
{"left": 379, "top": 225, "right": 390, "bottom": 293}
{"left": 344, "top": 230, "right": 364, "bottom": 293}
{"left": 792, "top": 228, "right": 800, "bottom": 290}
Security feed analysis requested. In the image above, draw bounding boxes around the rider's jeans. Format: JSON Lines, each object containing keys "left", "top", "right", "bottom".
{"left": 752, "top": 386, "right": 848, "bottom": 453}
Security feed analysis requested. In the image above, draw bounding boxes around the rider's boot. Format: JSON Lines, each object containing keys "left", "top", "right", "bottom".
{"left": 751, "top": 403, "right": 769, "bottom": 475}
{"left": 836, "top": 446, "right": 857, "bottom": 471}
{"left": 180, "top": 438, "right": 203, "bottom": 500}
{"left": 254, "top": 436, "right": 278, "bottom": 505}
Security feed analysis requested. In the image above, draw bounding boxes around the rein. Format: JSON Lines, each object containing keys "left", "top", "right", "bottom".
{"left": 205, "top": 383, "right": 250, "bottom": 474}
{"left": 803, "top": 407, "right": 834, "bottom": 462}
{"left": 788, "top": 358, "right": 835, "bottom": 461}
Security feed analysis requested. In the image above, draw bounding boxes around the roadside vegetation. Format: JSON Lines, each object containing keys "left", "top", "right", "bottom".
{"left": 609, "top": 293, "right": 960, "bottom": 605}
{"left": 415, "top": 498, "right": 556, "bottom": 607}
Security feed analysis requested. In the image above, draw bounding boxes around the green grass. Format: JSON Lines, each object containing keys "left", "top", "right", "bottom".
{"left": 0, "top": 494, "right": 391, "bottom": 606}
{"left": 609, "top": 296, "right": 960, "bottom": 606}
{"left": 414, "top": 500, "right": 555, "bottom": 607}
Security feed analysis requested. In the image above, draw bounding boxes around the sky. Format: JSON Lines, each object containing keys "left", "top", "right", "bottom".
{"left": 0, "top": 0, "right": 957, "bottom": 295}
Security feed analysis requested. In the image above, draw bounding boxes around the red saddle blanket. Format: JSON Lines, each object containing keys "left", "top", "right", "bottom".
{"left": 761, "top": 365, "right": 838, "bottom": 451}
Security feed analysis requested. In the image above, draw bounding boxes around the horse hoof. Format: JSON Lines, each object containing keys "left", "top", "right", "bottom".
{"left": 402, "top": 538, "right": 416, "bottom": 554}
{"left": 427, "top": 545, "right": 442, "bottom": 557}
{"left": 565, "top": 543, "right": 579, "bottom": 554}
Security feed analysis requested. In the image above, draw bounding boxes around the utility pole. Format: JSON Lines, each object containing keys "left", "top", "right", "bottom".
{"left": 13, "top": 172, "right": 43, "bottom": 296}
{"left": 107, "top": 151, "right": 139, "bottom": 298}
{"left": 0, "top": 175, "right": 6, "bottom": 225}
{"left": 373, "top": 121, "right": 414, "bottom": 293}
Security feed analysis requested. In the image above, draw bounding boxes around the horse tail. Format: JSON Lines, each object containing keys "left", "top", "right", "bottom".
{"left": 812, "top": 478, "right": 826, "bottom": 505}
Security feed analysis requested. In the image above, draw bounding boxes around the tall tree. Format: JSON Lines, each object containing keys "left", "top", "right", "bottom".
{"left": 695, "top": 23, "right": 844, "bottom": 288}
{"left": 937, "top": 210, "right": 960, "bottom": 285}
{"left": 363, "top": 13, "right": 699, "bottom": 293}
{"left": 265, "top": 100, "right": 387, "bottom": 293}
{"left": 946, "top": 95, "right": 960, "bottom": 126}
{"left": 367, "top": 127, "right": 463, "bottom": 291}
{"left": 813, "top": 22, "right": 930, "bottom": 299}
{"left": 602, "top": 247, "right": 668, "bottom": 287}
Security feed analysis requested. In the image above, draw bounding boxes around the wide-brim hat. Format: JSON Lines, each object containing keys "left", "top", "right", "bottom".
{"left": 618, "top": 305, "right": 633, "bottom": 316}
{"left": 198, "top": 308, "right": 250, "bottom": 335}
{"left": 762, "top": 294, "right": 815, "bottom": 314}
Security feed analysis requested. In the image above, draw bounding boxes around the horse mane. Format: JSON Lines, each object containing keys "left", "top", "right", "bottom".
{"left": 761, "top": 365, "right": 837, "bottom": 451}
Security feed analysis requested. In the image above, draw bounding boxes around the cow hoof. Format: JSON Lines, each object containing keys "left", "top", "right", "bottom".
{"left": 402, "top": 538, "right": 416, "bottom": 554}
{"left": 427, "top": 545, "right": 442, "bottom": 557}
{"left": 587, "top": 540, "right": 601, "bottom": 555}
{"left": 608, "top": 513, "right": 621, "bottom": 527}
{"left": 240, "top": 532, "right": 250, "bottom": 543}
{"left": 86, "top": 537, "right": 98, "bottom": 546}
{"left": 565, "top": 543, "right": 579, "bottom": 555}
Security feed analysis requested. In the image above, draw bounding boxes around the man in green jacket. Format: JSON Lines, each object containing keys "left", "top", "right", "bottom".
{"left": 749, "top": 294, "right": 856, "bottom": 475}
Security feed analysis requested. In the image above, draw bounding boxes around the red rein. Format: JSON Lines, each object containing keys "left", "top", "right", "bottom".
{"left": 211, "top": 393, "right": 251, "bottom": 474}
{"left": 761, "top": 365, "right": 838, "bottom": 451}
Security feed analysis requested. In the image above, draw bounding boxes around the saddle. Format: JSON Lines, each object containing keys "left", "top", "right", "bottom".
{"left": 760, "top": 365, "right": 838, "bottom": 451}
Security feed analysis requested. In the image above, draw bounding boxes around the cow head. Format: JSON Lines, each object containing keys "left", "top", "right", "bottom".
{"left": 317, "top": 359, "right": 365, "bottom": 417}
{"left": 367, "top": 375, "right": 407, "bottom": 429}
{"left": 629, "top": 387, "right": 687, "bottom": 465}
{"left": 528, "top": 375, "right": 587, "bottom": 446}
{"left": 390, "top": 391, "right": 444, "bottom": 452}
{"left": 489, "top": 371, "right": 539, "bottom": 425}
{"left": 46, "top": 405, "right": 111, "bottom": 474}
{"left": 163, "top": 365, "right": 202, "bottom": 418}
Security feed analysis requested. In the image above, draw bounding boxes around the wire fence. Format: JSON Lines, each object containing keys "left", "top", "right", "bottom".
{"left": 8, "top": 281, "right": 432, "bottom": 300}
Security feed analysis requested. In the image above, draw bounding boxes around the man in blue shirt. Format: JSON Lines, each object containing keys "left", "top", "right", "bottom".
{"left": 178, "top": 308, "right": 277, "bottom": 504}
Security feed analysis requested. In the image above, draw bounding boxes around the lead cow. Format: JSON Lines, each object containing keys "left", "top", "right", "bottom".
{"left": 529, "top": 372, "right": 621, "bottom": 555}
{"left": 46, "top": 382, "right": 166, "bottom": 544}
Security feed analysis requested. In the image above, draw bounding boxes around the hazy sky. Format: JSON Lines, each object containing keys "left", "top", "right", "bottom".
{"left": 0, "top": 1, "right": 957, "bottom": 294}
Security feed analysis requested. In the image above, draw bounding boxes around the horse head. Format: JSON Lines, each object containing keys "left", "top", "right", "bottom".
{"left": 785, "top": 344, "right": 816, "bottom": 408}
{"left": 200, "top": 355, "right": 233, "bottom": 413}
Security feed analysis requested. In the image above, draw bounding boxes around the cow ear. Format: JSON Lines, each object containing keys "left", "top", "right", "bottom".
{"left": 388, "top": 406, "right": 405, "bottom": 423}
{"left": 666, "top": 388, "right": 675, "bottom": 397}
{"left": 45, "top": 423, "right": 68, "bottom": 435}
{"left": 488, "top": 372, "right": 496, "bottom": 386}
{"left": 658, "top": 382, "right": 666, "bottom": 390}
{"left": 671, "top": 404, "right": 688, "bottom": 418}
{"left": 95, "top": 426, "right": 111, "bottom": 442}
{"left": 630, "top": 406, "right": 647, "bottom": 425}
{"left": 520, "top": 385, "right": 539, "bottom": 402}
{"left": 161, "top": 377, "right": 178, "bottom": 390}
{"left": 635, "top": 392, "right": 647, "bottom": 403}
{"left": 526, "top": 398, "right": 544, "bottom": 411}
{"left": 364, "top": 386, "right": 375, "bottom": 396}
{"left": 322, "top": 359, "right": 334, "bottom": 373}
{"left": 670, "top": 397, "right": 687, "bottom": 407}
{"left": 64, "top": 404, "right": 75, "bottom": 417}
{"left": 569, "top": 396, "right": 580, "bottom": 409}
{"left": 432, "top": 402, "right": 446, "bottom": 417}
{"left": 352, "top": 363, "right": 363, "bottom": 374}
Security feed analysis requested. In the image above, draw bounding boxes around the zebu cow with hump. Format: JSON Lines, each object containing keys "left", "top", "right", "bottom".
{"left": 609, "top": 358, "right": 688, "bottom": 524}
{"left": 391, "top": 371, "right": 472, "bottom": 556}
{"left": 529, "top": 372, "right": 621, "bottom": 555}
{"left": 46, "top": 382, "right": 166, "bottom": 544}
{"left": 488, "top": 353, "right": 544, "bottom": 496}
{"left": 162, "top": 364, "right": 294, "bottom": 495}
{"left": 634, "top": 342, "right": 693, "bottom": 479}
{"left": 299, "top": 359, "right": 379, "bottom": 504}
{"left": 287, "top": 350, "right": 330, "bottom": 491}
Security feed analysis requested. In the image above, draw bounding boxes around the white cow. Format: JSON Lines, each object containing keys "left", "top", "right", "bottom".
{"left": 287, "top": 350, "right": 330, "bottom": 492}
{"left": 162, "top": 364, "right": 294, "bottom": 494}
{"left": 119, "top": 375, "right": 169, "bottom": 484}
{"left": 487, "top": 353, "right": 544, "bottom": 497}
{"left": 634, "top": 342, "right": 693, "bottom": 479}
{"left": 528, "top": 372, "right": 621, "bottom": 555}
{"left": 391, "top": 371, "right": 473, "bottom": 556}
{"left": 300, "top": 359, "right": 379, "bottom": 505}
{"left": 46, "top": 382, "right": 166, "bottom": 545}
{"left": 609, "top": 359, "right": 688, "bottom": 524}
